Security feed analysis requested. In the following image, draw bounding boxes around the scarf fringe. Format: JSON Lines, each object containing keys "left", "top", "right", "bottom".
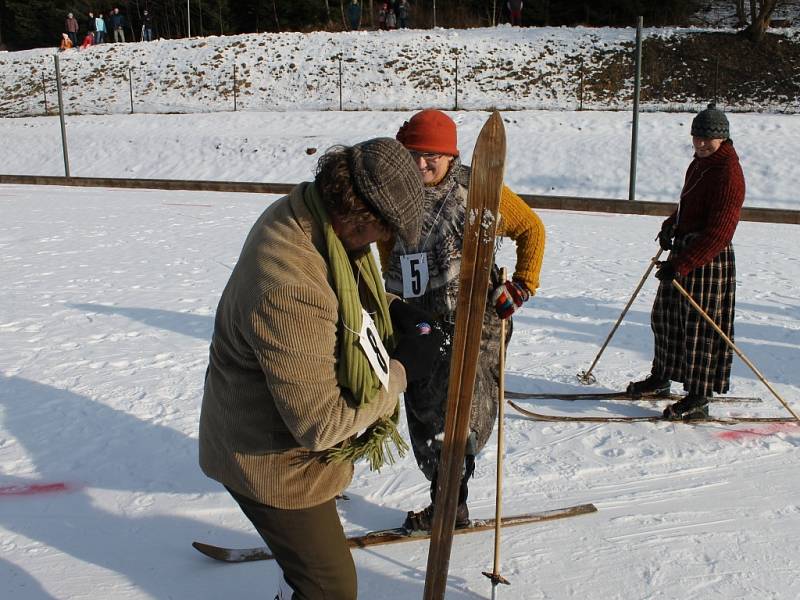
{"left": 325, "top": 416, "right": 409, "bottom": 472}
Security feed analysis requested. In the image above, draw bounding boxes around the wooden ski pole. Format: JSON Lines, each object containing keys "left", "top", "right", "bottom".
{"left": 577, "top": 249, "right": 664, "bottom": 384}
{"left": 482, "top": 268, "right": 510, "bottom": 597}
{"left": 671, "top": 279, "right": 799, "bottom": 421}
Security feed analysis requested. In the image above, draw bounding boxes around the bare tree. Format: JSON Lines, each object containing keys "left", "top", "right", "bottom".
{"left": 272, "top": 0, "right": 280, "bottom": 30}
{"left": 734, "top": 0, "right": 747, "bottom": 26}
{"left": 739, "top": 0, "right": 780, "bottom": 42}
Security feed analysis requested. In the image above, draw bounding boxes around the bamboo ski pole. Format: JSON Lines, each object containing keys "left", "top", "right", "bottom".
{"left": 483, "top": 268, "right": 510, "bottom": 596}
{"left": 577, "top": 249, "right": 664, "bottom": 384}
{"left": 671, "top": 279, "right": 800, "bottom": 421}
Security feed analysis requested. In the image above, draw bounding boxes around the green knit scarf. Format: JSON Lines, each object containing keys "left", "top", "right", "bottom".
{"left": 303, "top": 183, "right": 408, "bottom": 471}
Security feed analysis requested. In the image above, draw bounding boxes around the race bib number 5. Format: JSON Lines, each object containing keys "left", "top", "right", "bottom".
{"left": 400, "top": 252, "right": 429, "bottom": 298}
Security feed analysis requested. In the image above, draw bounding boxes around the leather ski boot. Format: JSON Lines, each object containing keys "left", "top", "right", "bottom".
{"left": 626, "top": 373, "right": 671, "bottom": 398}
{"left": 663, "top": 394, "right": 709, "bottom": 421}
{"left": 403, "top": 455, "right": 474, "bottom": 532}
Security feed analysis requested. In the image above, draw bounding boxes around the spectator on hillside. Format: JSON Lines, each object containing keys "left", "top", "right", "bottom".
{"left": 95, "top": 14, "right": 107, "bottom": 44}
{"left": 508, "top": 0, "right": 523, "bottom": 26}
{"left": 397, "top": 0, "right": 410, "bottom": 28}
{"left": 111, "top": 8, "right": 127, "bottom": 43}
{"left": 142, "top": 10, "right": 154, "bottom": 41}
{"left": 386, "top": 8, "right": 397, "bottom": 29}
{"left": 80, "top": 31, "right": 94, "bottom": 50}
{"left": 348, "top": 0, "right": 361, "bottom": 31}
{"left": 65, "top": 13, "right": 79, "bottom": 45}
{"left": 378, "top": 2, "right": 389, "bottom": 29}
{"left": 86, "top": 12, "right": 96, "bottom": 37}
{"left": 59, "top": 33, "right": 73, "bottom": 52}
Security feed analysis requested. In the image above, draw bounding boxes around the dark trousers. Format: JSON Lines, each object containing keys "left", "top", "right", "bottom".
{"left": 227, "top": 488, "right": 357, "bottom": 600}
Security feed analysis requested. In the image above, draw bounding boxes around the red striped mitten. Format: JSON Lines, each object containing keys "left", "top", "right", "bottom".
{"left": 491, "top": 280, "right": 530, "bottom": 320}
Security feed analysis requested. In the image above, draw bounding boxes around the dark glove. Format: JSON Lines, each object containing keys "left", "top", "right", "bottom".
{"left": 655, "top": 261, "right": 678, "bottom": 282}
{"left": 656, "top": 223, "right": 675, "bottom": 251}
{"left": 391, "top": 327, "right": 444, "bottom": 383}
{"left": 491, "top": 280, "right": 530, "bottom": 320}
{"left": 389, "top": 299, "right": 436, "bottom": 335}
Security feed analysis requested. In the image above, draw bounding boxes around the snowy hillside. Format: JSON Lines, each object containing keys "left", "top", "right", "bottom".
{"left": 2, "top": 25, "right": 799, "bottom": 118}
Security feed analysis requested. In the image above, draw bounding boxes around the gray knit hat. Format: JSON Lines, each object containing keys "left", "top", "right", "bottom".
{"left": 350, "top": 137, "right": 424, "bottom": 247}
{"left": 691, "top": 103, "right": 729, "bottom": 139}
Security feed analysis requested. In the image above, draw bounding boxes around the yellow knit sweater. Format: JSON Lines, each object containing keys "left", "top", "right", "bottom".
{"left": 378, "top": 185, "right": 545, "bottom": 293}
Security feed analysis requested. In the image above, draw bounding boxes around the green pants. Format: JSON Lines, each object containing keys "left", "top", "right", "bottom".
{"left": 227, "top": 488, "right": 356, "bottom": 600}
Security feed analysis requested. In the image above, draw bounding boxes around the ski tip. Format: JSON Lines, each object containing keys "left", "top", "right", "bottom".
{"left": 192, "top": 541, "right": 231, "bottom": 561}
{"left": 482, "top": 111, "right": 506, "bottom": 146}
{"left": 192, "top": 541, "right": 276, "bottom": 563}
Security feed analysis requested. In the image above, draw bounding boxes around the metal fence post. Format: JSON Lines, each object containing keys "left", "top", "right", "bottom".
{"left": 54, "top": 55, "right": 70, "bottom": 178}
{"left": 579, "top": 61, "right": 584, "bottom": 111}
{"left": 128, "top": 66, "right": 134, "bottom": 114}
{"left": 233, "top": 63, "right": 238, "bottom": 111}
{"left": 338, "top": 56, "right": 343, "bottom": 111}
{"left": 454, "top": 53, "right": 459, "bottom": 110}
{"left": 42, "top": 71, "right": 49, "bottom": 115}
{"left": 628, "top": 16, "right": 643, "bottom": 202}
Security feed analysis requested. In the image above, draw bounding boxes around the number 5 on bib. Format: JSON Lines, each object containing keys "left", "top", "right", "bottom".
{"left": 400, "top": 252, "right": 429, "bottom": 298}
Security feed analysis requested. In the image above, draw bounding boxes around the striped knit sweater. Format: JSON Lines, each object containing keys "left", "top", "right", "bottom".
{"left": 377, "top": 184, "right": 546, "bottom": 293}
{"left": 199, "top": 184, "right": 406, "bottom": 510}
{"left": 663, "top": 140, "right": 745, "bottom": 276}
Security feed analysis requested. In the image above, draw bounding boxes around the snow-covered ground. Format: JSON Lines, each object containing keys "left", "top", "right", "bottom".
{"left": 2, "top": 109, "right": 800, "bottom": 210}
{"left": 2, "top": 26, "right": 800, "bottom": 600}
{"left": 2, "top": 107, "right": 800, "bottom": 599}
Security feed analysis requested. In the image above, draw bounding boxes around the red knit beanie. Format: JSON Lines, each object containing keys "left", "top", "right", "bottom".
{"left": 396, "top": 109, "right": 459, "bottom": 157}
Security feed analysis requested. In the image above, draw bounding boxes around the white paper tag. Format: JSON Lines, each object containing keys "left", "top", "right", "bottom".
{"left": 400, "top": 252, "right": 429, "bottom": 298}
{"left": 358, "top": 308, "right": 390, "bottom": 390}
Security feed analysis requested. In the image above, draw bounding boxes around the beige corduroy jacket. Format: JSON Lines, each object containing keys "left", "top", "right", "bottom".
{"left": 199, "top": 183, "right": 407, "bottom": 509}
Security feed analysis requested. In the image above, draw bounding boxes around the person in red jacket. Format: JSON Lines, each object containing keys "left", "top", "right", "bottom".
{"left": 80, "top": 32, "right": 94, "bottom": 50}
{"left": 627, "top": 103, "right": 745, "bottom": 420}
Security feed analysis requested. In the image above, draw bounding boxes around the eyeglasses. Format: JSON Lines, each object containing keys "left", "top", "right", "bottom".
{"left": 409, "top": 151, "right": 445, "bottom": 164}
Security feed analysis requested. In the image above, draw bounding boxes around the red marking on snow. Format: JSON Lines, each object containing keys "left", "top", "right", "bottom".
{"left": 716, "top": 423, "right": 800, "bottom": 440}
{"left": 0, "top": 482, "right": 74, "bottom": 497}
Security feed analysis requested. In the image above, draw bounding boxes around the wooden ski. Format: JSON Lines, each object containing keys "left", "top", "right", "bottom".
{"left": 504, "top": 389, "right": 761, "bottom": 403}
{"left": 191, "top": 504, "right": 597, "bottom": 564}
{"left": 508, "top": 400, "right": 798, "bottom": 424}
{"left": 423, "top": 111, "right": 506, "bottom": 600}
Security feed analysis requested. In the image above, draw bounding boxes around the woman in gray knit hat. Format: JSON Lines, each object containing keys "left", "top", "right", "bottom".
{"left": 199, "top": 138, "right": 442, "bottom": 599}
{"left": 627, "top": 103, "right": 746, "bottom": 420}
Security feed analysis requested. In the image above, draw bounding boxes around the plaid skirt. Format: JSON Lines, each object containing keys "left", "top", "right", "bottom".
{"left": 403, "top": 301, "right": 511, "bottom": 481}
{"left": 651, "top": 242, "right": 736, "bottom": 396}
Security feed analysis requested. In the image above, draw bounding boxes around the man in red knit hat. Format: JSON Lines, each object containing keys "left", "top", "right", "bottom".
{"left": 379, "top": 109, "right": 546, "bottom": 530}
{"left": 627, "top": 103, "right": 746, "bottom": 420}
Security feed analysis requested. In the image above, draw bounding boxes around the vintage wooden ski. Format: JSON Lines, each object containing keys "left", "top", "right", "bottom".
{"left": 508, "top": 400, "right": 797, "bottom": 424}
{"left": 191, "top": 504, "right": 597, "bottom": 564}
{"left": 423, "top": 111, "right": 507, "bottom": 600}
{"left": 504, "top": 389, "right": 761, "bottom": 403}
